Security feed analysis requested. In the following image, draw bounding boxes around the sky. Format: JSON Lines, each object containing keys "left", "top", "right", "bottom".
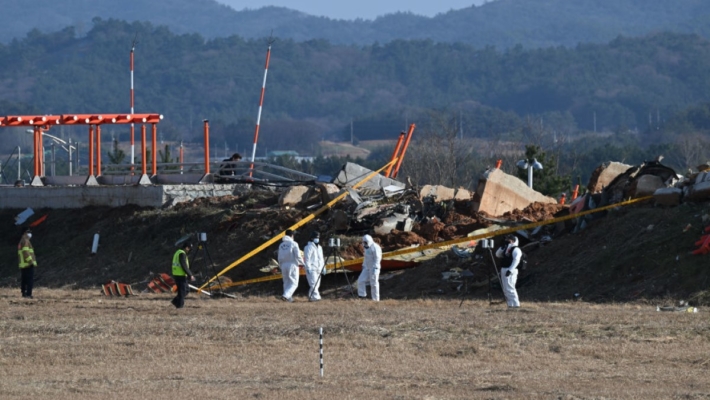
{"left": 216, "top": 0, "right": 490, "bottom": 20}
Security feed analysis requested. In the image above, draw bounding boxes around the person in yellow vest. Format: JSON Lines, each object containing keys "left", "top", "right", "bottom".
{"left": 18, "top": 229, "right": 37, "bottom": 299}
{"left": 171, "top": 241, "right": 195, "bottom": 309}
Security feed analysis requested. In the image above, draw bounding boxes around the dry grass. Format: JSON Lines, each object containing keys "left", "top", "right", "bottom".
{"left": 1, "top": 288, "right": 709, "bottom": 399}
{"left": 318, "top": 141, "right": 373, "bottom": 158}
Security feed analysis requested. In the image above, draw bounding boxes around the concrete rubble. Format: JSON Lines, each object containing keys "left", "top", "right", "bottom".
{"left": 303, "top": 157, "right": 710, "bottom": 243}
{"left": 472, "top": 168, "right": 557, "bottom": 217}
{"left": 419, "top": 185, "right": 472, "bottom": 202}
{"left": 334, "top": 162, "right": 405, "bottom": 191}
{"left": 276, "top": 162, "right": 568, "bottom": 241}
{"left": 587, "top": 161, "right": 632, "bottom": 193}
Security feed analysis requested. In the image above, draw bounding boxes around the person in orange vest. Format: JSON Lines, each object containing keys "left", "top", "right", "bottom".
{"left": 171, "top": 241, "right": 195, "bottom": 309}
{"left": 18, "top": 229, "right": 37, "bottom": 299}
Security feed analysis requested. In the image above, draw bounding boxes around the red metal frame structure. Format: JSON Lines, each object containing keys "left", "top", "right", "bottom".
{"left": 391, "top": 123, "right": 416, "bottom": 179}
{"left": 385, "top": 131, "right": 406, "bottom": 178}
{"left": 0, "top": 113, "right": 162, "bottom": 181}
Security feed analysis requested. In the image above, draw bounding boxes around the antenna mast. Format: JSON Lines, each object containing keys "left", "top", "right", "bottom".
{"left": 249, "top": 33, "right": 275, "bottom": 176}
{"left": 130, "top": 34, "right": 138, "bottom": 169}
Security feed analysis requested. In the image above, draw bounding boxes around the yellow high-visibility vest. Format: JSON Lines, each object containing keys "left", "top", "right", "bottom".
{"left": 18, "top": 246, "right": 36, "bottom": 269}
{"left": 172, "top": 249, "right": 188, "bottom": 277}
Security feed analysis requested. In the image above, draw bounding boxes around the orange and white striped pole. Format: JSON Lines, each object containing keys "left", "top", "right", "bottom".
{"left": 129, "top": 39, "right": 136, "bottom": 170}
{"left": 249, "top": 37, "right": 275, "bottom": 176}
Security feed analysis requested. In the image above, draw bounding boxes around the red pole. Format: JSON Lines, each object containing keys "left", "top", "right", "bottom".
{"left": 151, "top": 123, "right": 157, "bottom": 176}
{"left": 495, "top": 159, "right": 502, "bottom": 169}
{"left": 559, "top": 193, "right": 566, "bottom": 205}
{"left": 203, "top": 120, "right": 210, "bottom": 174}
{"left": 249, "top": 39, "right": 274, "bottom": 176}
{"left": 572, "top": 184, "right": 580, "bottom": 200}
{"left": 141, "top": 125, "right": 147, "bottom": 176}
{"left": 88, "top": 125, "right": 94, "bottom": 176}
{"left": 39, "top": 128, "right": 45, "bottom": 176}
{"left": 385, "top": 132, "right": 405, "bottom": 178}
{"left": 96, "top": 125, "right": 102, "bottom": 176}
{"left": 33, "top": 127, "right": 40, "bottom": 177}
{"left": 392, "top": 123, "right": 416, "bottom": 179}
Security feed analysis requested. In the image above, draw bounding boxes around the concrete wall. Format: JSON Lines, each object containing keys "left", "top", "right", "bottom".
{"left": 0, "top": 184, "right": 252, "bottom": 209}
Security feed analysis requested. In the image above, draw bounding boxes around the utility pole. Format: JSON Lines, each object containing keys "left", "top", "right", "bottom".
{"left": 459, "top": 110, "right": 463, "bottom": 140}
{"left": 130, "top": 35, "right": 138, "bottom": 170}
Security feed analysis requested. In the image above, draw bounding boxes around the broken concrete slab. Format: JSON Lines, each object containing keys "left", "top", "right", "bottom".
{"left": 587, "top": 161, "right": 632, "bottom": 193}
{"left": 472, "top": 168, "right": 557, "bottom": 217}
{"left": 278, "top": 185, "right": 310, "bottom": 207}
{"left": 602, "top": 161, "right": 679, "bottom": 205}
{"left": 374, "top": 214, "right": 412, "bottom": 236}
{"left": 654, "top": 187, "right": 682, "bottom": 206}
{"left": 455, "top": 188, "right": 472, "bottom": 200}
{"left": 420, "top": 185, "right": 454, "bottom": 202}
{"left": 630, "top": 174, "right": 664, "bottom": 197}
{"left": 317, "top": 183, "right": 341, "bottom": 204}
{"left": 419, "top": 185, "right": 473, "bottom": 202}
{"left": 687, "top": 181, "right": 710, "bottom": 201}
{"left": 334, "top": 162, "right": 405, "bottom": 191}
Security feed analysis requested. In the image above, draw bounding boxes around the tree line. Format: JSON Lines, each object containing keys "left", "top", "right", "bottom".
{"left": 2, "top": 19, "right": 710, "bottom": 193}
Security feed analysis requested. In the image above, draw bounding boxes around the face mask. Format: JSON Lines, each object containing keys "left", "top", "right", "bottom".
{"left": 27, "top": 233, "right": 32, "bottom": 239}
{"left": 313, "top": 238, "right": 319, "bottom": 244}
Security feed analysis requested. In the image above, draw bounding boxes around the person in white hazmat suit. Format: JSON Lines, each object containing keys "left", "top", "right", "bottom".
{"left": 278, "top": 229, "right": 304, "bottom": 302}
{"left": 495, "top": 234, "right": 522, "bottom": 308}
{"left": 304, "top": 231, "right": 325, "bottom": 301}
{"left": 357, "top": 234, "right": 382, "bottom": 301}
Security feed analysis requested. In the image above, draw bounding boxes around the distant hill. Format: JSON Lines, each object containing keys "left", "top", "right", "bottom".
{"left": 2, "top": 19, "right": 710, "bottom": 151}
{"left": 2, "top": 0, "right": 710, "bottom": 48}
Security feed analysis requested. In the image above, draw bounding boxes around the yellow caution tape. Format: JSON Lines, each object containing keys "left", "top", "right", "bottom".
{"left": 198, "top": 158, "right": 400, "bottom": 291}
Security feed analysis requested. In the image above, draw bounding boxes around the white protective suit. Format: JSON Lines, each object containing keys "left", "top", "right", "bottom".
{"left": 495, "top": 236, "right": 522, "bottom": 307}
{"left": 357, "top": 234, "right": 382, "bottom": 301}
{"left": 304, "top": 239, "right": 325, "bottom": 300}
{"left": 278, "top": 235, "right": 304, "bottom": 300}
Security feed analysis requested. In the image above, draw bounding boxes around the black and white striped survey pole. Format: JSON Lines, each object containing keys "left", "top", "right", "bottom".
{"left": 319, "top": 327, "right": 324, "bottom": 377}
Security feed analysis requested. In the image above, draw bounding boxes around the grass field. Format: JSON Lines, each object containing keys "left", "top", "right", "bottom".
{"left": 1, "top": 288, "right": 709, "bottom": 399}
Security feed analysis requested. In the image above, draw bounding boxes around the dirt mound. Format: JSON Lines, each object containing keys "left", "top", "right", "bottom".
{"left": 2, "top": 190, "right": 710, "bottom": 305}
{"left": 375, "top": 230, "right": 427, "bottom": 251}
{"left": 502, "top": 202, "right": 567, "bottom": 221}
